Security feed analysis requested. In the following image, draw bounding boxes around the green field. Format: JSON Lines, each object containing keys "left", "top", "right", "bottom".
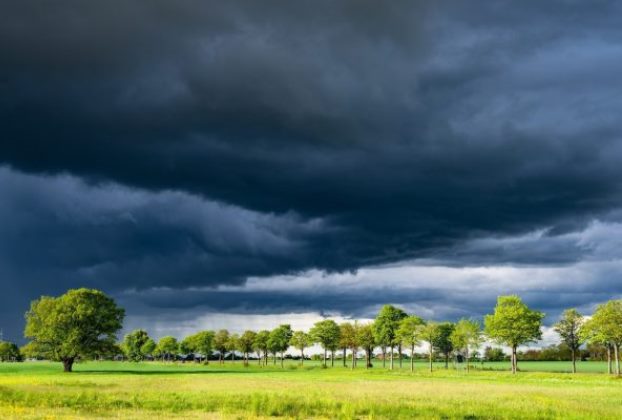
{"left": 1, "top": 360, "right": 621, "bottom": 419}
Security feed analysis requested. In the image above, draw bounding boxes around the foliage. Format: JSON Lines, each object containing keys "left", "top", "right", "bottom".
{"left": 484, "top": 296, "right": 544, "bottom": 348}
{"left": 310, "top": 320, "right": 340, "bottom": 364}
{"left": 23, "top": 288, "right": 124, "bottom": 371}
{"left": 155, "top": 336, "right": 178, "bottom": 360}
{"left": 213, "top": 329, "right": 230, "bottom": 361}
{"left": 450, "top": 318, "right": 482, "bottom": 370}
{"left": 122, "top": 329, "right": 152, "bottom": 362}
{"left": 373, "top": 305, "right": 407, "bottom": 350}
{"left": 433, "top": 322, "right": 455, "bottom": 365}
{"left": 0, "top": 341, "right": 21, "bottom": 362}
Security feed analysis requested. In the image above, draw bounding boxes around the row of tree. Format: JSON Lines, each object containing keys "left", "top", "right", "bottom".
{"left": 12, "top": 288, "right": 622, "bottom": 374}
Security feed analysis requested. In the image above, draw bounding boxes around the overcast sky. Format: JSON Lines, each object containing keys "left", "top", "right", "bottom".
{"left": 2, "top": 1, "right": 622, "bottom": 345}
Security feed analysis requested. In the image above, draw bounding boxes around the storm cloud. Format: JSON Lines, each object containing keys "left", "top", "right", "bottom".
{"left": 2, "top": 1, "right": 622, "bottom": 341}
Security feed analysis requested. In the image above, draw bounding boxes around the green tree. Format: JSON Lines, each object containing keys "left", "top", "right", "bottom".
{"left": 554, "top": 309, "right": 584, "bottom": 373}
{"left": 141, "top": 338, "right": 156, "bottom": 359}
{"left": 24, "top": 288, "right": 124, "bottom": 372}
{"left": 397, "top": 315, "right": 425, "bottom": 372}
{"left": 156, "top": 336, "right": 178, "bottom": 362}
{"left": 450, "top": 319, "right": 482, "bottom": 372}
{"left": 239, "top": 330, "right": 257, "bottom": 366}
{"left": 484, "top": 295, "right": 544, "bottom": 374}
{"left": 213, "top": 329, "right": 230, "bottom": 364}
{"left": 340, "top": 322, "right": 360, "bottom": 369}
{"left": 420, "top": 322, "right": 441, "bottom": 372}
{"left": 290, "top": 331, "right": 311, "bottom": 365}
{"left": 268, "top": 324, "right": 293, "bottom": 367}
{"left": 227, "top": 333, "right": 240, "bottom": 362}
{"left": 0, "top": 341, "right": 21, "bottom": 362}
{"left": 373, "top": 305, "right": 407, "bottom": 369}
{"left": 254, "top": 330, "right": 270, "bottom": 366}
{"left": 581, "top": 316, "right": 614, "bottom": 374}
{"left": 357, "top": 323, "right": 376, "bottom": 369}
{"left": 122, "top": 329, "right": 152, "bottom": 362}
{"left": 583, "top": 300, "right": 622, "bottom": 375}
{"left": 191, "top": 331, "right": 214, "bottom": 363}
{"left": 434, "top": 322, "right": 455, "bottom": 369}
{"left": 310, "top": 320, "right": 341, "bottom": 367}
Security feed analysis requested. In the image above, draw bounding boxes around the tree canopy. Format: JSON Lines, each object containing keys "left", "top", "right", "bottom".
{"left": 24, "top": 288, "right": 124, "bottom": 372}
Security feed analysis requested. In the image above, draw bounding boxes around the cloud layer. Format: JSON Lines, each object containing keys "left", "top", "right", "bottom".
{"left": 2, "top": 1, "right": 622, "bottom": 341}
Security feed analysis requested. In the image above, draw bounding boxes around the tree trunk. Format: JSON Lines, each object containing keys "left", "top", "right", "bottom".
{"left": 607, "top": 345, "right": 612, "bottom": 374}
{"left": 390, "top": 346, "right": 394, "bottom": 370}
{"left": 343, "top": 348, "right": 347, "bottom": 367}
{"left": 301, "top": 350, "right": 304, "bottom": 366}
{"left": 445, "top": 354, "right": 449, "bottom": 369}
{"left": 571, "top": 348, "right": 576, "bottom": 374}
{"left": 324, "top": 349, "right": 327, "bottom": 367}
{"left": 429, "top": 345, "right": 433, "bottom": 373}
{"left": 382, "top": 347, "right": 386, "bottom": 368}
{"left": 410, "top": 344, "right": 415, "bottom": 372}
{"left": 512, "top": 346, "right": 517, "bottom": 374}
{"left": 281, "top": 352, "right": 284, "bottom": 368}
{"left": 398, "top": 344, "right": 403, "bottom": 369}
{"left": 331, "top": 351, "right": 334, "bottom": 367}
{"left": 63, "top": 357, "right": 74, "bottom": 373}
{"left": 366, "top": 350, "right": 370, "bottom": 369}
{"left": 351, "top": 347, "right": 355, "bottom": 370}
{"left": 615, "top": 343, "right": 620, "bottom": 376}
{"left": 466, "top": 347, "right": 470, "bottom": 373}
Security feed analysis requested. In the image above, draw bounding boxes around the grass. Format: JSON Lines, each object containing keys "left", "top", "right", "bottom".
{"left": 0, "top": 360, "right": 621, "bottom": 419}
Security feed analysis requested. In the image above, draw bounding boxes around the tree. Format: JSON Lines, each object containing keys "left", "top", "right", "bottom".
{"left": 254, "top": 330, "right": 270, "bottom": 366}
{"left": 397, "top": 315, "right": 425, "bottom": 372}
{"left": 340, "top": 322, "right": 360, "bottom": 369}
{"left": 434, "top": 322, "right": 455, "bottom": 369}
{"left": 268, "top": 324, "right": 292, "bottom": 367}
{"left": 450, "top": 319, "right": 482, "bottom": 372}
{"left": 227, "top": 333, "right": 240, "bottom": 362}
{"left": 310, "top": 320, "right": 341, "bottom": 367}
{"left": 290, "top": 331, "right": 311, "bottom": 365}
{"left": 484, "top": 295, "right": 544, "bottom": 374}
{"left": 0, "top": 341, "right": 21, "bottom": 362}
{"left": 213, "top": 329, "right": 230, "bottom": 364}
{"left": 24, "top": 288, "right": 125, "bottom": 372}
{"left": 156, "top": 336, "right": 178, "bottom": 362}
{"left": 554, "top": 309, "right": 584, "bottom": 373}
{"left": 191, "top": 331, "right": 215, "bottom": 363}
{"left": 357, "top": 323, "right": 376, "bottom": 369}
{"left": 583, "top": 300, "right": 622, "bottom": 375}
{"left": 373, "top": 305, "right": 406, "bottom": 369}
{"left": 122, "top": 329, "right": 152, "bottom": 362}
{"left": 420, "top": 322, "right": 441, "bottom": 372}
{"left": 141, "top": 338, "right": 156, "bottom": 359}
{"left": 239, "top": 330, "right": 257, "bottom": 366}
{"left": 581, "top": 316, "right": 614, "bottom": 374}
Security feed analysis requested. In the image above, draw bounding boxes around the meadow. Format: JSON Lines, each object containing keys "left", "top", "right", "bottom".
{"left": 1, "top": 360, "right": 621, "bottom": 419}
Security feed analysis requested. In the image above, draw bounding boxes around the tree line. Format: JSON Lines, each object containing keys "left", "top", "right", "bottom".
{"left": 3, "top": 288, "right": 622, "bottom": 375}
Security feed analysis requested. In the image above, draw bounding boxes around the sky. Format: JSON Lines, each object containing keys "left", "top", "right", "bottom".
{"left": 2, "top": 1, "right": 622, "bottom": 346}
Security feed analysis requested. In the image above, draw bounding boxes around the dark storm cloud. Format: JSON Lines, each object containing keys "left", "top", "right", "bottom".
{"left": 3, "top": 1, "right": 622, "bottom": 340}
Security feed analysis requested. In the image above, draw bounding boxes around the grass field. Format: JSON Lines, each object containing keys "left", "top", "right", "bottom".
{"left": 1, "top": 360, "right": 621, "bottom": 419}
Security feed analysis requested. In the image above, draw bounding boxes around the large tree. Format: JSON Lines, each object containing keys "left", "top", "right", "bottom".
{"left": 227, "top": 333, "right": 240, "bottom": 362}
{"left": 357, "top": 323, "right": 376, "bottom": 369}
{"left": 213, "top": 329, "right": 230, "bottom": 364}
{"left": 373, "top": 305, "right": 407, "bottom": 370}
{"left": 123, "top": 329, "right": 152, "bottom": 362}
{"left": 397, "top": 315, "right": 425, "bottom": 372}
{"left": 484, "top": 295, "right": 544, "bottom": 374}
{"left": 290, "top": 331, "right": 311, "bottom": 365}
{"left": 554, "top": 309, "right": 584, "bottom": 374}
{"left": 24, "top": 288, "right": 124, "bottom": 372}
{"left": 434, "top": 322, "right": 456, "bottom": 369}
{"left": 450, "top": 319, "right": 482, "bottom": 372}
{"left": 310, "top": 320, "right": 340, "bottom": 367}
